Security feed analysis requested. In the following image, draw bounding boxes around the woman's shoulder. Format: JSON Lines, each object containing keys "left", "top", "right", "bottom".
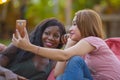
{"left": 82, "top": 36, "right": 105, "bottom": 49}
{"left": 83, "top": 36, "right": 104, "bottom": 42}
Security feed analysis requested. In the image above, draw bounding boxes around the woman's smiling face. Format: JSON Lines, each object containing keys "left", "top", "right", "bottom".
{"left": 42, "top": 26, "right": 61, "bottom": 48}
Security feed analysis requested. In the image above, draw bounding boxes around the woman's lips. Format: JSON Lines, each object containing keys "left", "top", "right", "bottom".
{"left": 69, "top": 33, "right": 74, "bottom": 37}
{"left": 45, "top": 42, "right": 53, "bottom": 47}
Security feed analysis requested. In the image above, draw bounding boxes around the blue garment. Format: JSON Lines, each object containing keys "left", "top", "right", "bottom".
{"left": 56, "top": 56, "right": 93, "bottom": 80}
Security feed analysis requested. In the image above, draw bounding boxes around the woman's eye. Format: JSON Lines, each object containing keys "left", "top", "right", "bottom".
{"left": 54, "top": 34, "right": 60, "bottom": 39}
{"left": 44, "top": 32, "right": 49, "bottom": 35}
{"left": 73, "top": 23, "right": 76, "bottom": 26}
{"left": 72, "top": 21, "right": 77, "bottom": 26}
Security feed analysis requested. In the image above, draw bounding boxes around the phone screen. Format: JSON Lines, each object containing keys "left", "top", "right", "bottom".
{"left": 16, "top": 20, "right": 26, "bottom": 37}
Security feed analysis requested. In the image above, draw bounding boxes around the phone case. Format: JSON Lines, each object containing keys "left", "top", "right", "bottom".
{"left": 16, "top": 20, "right": 26, "bottom": 37}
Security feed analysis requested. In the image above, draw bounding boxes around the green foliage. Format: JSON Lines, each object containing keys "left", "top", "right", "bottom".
{"left": 25, "top": 0, "right": 120, "bottom": 26}
{"left": 71, "top": 0, "right": 102, "bottom": 17}
{"left": 0, "top": 39, "right": 11, "bottom": 45}
{"left": 109, "top": 0, "right": 120, "bottom": 9}
{"left": 72, "top": 0, "right": 101, "bottom": 11}
{"left": 26, "top": 0, "right": 62, "bottom": 25}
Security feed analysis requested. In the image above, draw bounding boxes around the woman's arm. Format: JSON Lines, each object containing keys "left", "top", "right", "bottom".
{"left": 54, "top": 62, "right": 67, "bottom": 77}
{"left": 0, "top": 43, "right": 6, "bottom": 52}
{"left": 0, "top": 66, "right": 28, "bottom": 80}
{"left": 12, "top": 28, "right": 95, "bottom": 61}
{"left": 54, "top": 38, "right": 77, "bottom": 77}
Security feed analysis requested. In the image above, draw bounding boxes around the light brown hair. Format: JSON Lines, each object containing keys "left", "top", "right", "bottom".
{"left": 75, "top": 9, "right": 105, "bottom": 39}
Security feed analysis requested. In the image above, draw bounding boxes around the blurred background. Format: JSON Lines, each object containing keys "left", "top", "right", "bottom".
{"left": 0, "top": 0, "right": 120, "bottom": 45}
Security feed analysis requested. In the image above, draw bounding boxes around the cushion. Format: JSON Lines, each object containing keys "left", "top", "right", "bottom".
{"left": 47, "top": 69, "right": 55, "bottom": 80}
{"left": 105, "top": 37, "right": 120, "bottom": 60}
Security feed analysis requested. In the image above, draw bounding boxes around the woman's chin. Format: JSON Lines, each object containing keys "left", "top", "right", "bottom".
{"left": 70, "top": 37, "right": 79, "bottom": 41}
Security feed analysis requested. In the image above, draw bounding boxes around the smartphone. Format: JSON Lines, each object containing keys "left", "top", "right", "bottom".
{"left": 16, "top": 20, "right": 26, "bottom": 37}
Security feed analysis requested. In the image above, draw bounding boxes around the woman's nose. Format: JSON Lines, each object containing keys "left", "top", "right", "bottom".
{"left": 48, "top": 35, "right": 54, "bottom": 40}
{"left": 69, "top": 26, "right": 73, "bottom": 32}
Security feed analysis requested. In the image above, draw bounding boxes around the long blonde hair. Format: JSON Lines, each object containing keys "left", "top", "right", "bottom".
{"left": 75, "top": 9, "right": 105, "bottom": 39}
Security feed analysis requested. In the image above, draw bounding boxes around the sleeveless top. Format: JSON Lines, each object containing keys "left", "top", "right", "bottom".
{"left": 6, "top": 54, "right": 55, "bottom": 80}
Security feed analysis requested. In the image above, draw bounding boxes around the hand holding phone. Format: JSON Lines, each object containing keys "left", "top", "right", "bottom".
{"left": 16, "top": 20, "right": 26, "bottom": 38}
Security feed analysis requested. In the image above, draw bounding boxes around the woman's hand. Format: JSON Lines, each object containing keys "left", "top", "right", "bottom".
{"left": 65, "top": 38, "right": 77, "bottom": 49}
{"left": 18, "top": 75, "right": 28, "bottom": 80}
{"left": 12, "top": 27, "right": 31, "bottom": 51}
{"left": 61, "top": 34, "right": 77, "bottom": 48}
{"left": 0, "top": 43, "right": 7, "bottom": 52}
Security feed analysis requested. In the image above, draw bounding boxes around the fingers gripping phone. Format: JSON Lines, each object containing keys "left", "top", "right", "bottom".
{"left": 16, "top": 20, "right": 26, "bottom": 38}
